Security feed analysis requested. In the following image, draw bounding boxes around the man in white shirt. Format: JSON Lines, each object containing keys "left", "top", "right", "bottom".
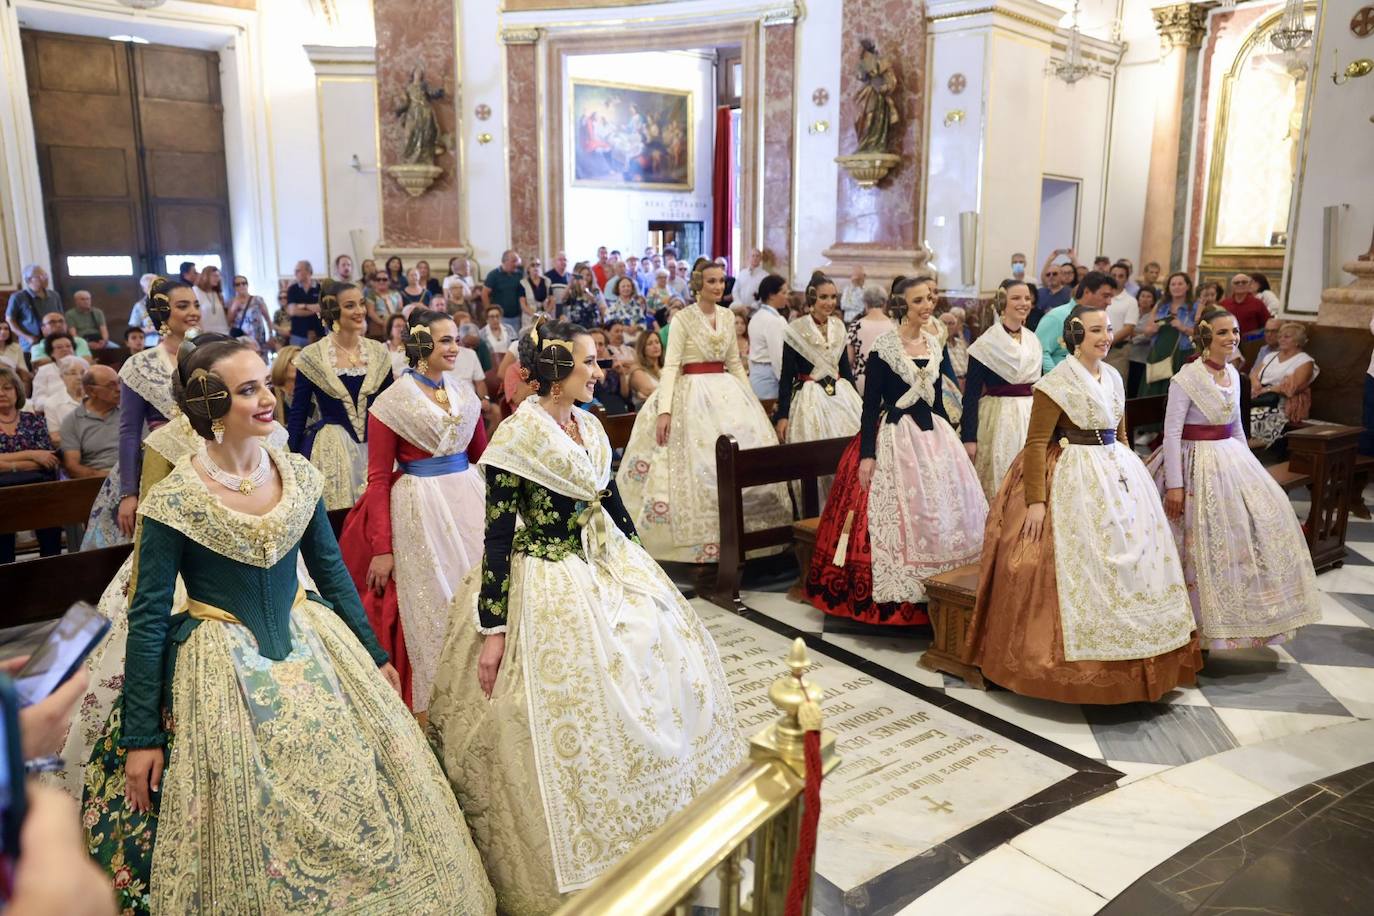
{"left": 732, "top": 248, "right": 768, "bottom": 307}
{"left": 1104, "top": 262, "right": 1138, "bottom": 376}
{"left": 840, "top": 265, "right": 873, "bottom": 324}
{"left": 747, "top": 275, "right": 787, "bottom": 400}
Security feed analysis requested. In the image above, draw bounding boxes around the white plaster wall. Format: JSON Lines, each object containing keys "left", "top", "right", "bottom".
{"left": 1285, "top": 3, "right": 1373, "bottom": 315}
{"left": 792, "top": 0, "right": 842, "bottom": 282}
{"left": 924, "top": 30, "right": 988, "bottom": 292}
{"left": 561, "top": 51, "right": 715, "bottom": 265}
{"left": 1041, "top": 71, "right": 1113, "bottom": 261}
{"left": 460, "top": 0, "right": 510, "bottom": 269}
{"left": 317, "top": 77, "right": 382, "bottom": 269}
{"left": 981, "top": 33, "right": 1052, "bottom": 290}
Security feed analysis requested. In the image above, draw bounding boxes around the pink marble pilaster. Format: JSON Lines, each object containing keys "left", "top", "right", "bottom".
{"left": 761, "top": 22, "right": 795, "bottom": 276}
{"left": 374, "top": 0, "right": 461, "bottom": 248}
{"left": 834, "top": 0, "right": 926, "bottom": 249}
{"left": 505, "top": 41, "right": 540, "bottom": 260}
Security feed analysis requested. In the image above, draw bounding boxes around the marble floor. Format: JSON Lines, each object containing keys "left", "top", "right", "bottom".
{"left": 679, "top": 492, "right": 1374, "bottom": 916}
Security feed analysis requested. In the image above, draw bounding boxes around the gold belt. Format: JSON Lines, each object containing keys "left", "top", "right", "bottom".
{"left": 185, "top": 587, "right": 306, "bottom": 625}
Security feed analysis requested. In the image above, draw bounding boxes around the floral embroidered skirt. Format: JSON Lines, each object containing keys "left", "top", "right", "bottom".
{"left": 83, "top": 602, "right": 495, "bottom": 915}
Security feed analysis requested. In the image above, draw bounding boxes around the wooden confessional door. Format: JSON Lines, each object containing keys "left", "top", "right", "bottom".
{"left": 21, "top": 30, "right": 232, "bottom": 330}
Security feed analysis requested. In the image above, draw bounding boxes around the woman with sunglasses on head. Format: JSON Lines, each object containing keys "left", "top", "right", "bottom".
{"left": 287, "top": 282, "right": 392, "bottom": 510}
{"left": 82, "top": 278, "right": 201, "bottom": 549}
{"left": 227, "top": 275, "right": 272, "bottom": 352}
{"left": 428, "top": 317, "right": 740, "bottom": 913}
{"left": 82, "top": 335, "right": 495, "bottom": 915}
{"left": 807, "top": 276, "right": 987, "bottom": 626}
{"left": 964, "top": 303, "right": 1200, "bottom": 704}
{"left": 1146, "top": 308, "right": 1320, "bottom": 649}
{"left": 338, "top": 309, "right": 487, "bottom": 712}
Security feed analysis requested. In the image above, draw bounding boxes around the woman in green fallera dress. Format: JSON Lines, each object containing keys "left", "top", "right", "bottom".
{"left": 82, "top": 338, "right": 494, "bottom": 915}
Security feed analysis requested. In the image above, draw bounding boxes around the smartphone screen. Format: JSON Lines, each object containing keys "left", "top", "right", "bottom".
{"left": 11, "top": 603, "right": 110, "bottom": 707}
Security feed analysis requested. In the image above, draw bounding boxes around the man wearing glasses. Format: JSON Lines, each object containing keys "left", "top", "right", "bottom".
{"left": 366, "top": 271, "right": 403, "bottom": 332}
{"left": 60, "top": 364, "right": 121, "bottom": 479}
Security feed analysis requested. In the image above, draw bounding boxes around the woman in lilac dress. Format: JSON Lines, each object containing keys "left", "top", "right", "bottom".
{"left": 1146, "top": 308, "right": 1320, "bottom": 649}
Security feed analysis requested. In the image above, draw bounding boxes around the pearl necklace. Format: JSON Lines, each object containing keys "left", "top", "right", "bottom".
{"left": 200, "top": 445, "right": 271, "bottom": 495}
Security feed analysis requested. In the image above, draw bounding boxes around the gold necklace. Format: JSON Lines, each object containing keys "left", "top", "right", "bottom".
{"left": 334, "top": 337, "right": 364, "bottom": 367}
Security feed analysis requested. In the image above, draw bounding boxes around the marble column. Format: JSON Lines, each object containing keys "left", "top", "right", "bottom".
{"left": 822, "top": 0, "right": 929, "bottom": 289}
{"left": 761, "top": 20, "right": 795, "bottom": 279}
{"left": 503, "top": 29, "right": 541, "bottom": 261}
{"left": 374, "top": 0, "right": 464, "bottom": 256}
{"left": 1139, "top": 2, "right": 1208, "bottom": 272}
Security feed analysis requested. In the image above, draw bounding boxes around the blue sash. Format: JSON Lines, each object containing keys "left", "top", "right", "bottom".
{"left": 399, "top": 452, "right": 469, "bottom": 477}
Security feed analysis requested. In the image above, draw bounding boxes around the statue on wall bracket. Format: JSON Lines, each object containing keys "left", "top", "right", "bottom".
{"left": 387, "top": 68, "right": 450, "bottom": 198}
{"left": 836, "top": 39, "right": 902, "bottom": 188}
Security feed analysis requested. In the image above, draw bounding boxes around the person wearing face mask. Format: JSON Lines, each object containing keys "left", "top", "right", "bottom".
{"left": 427, "top": 318, "right": 741, "bottom": 913}
{"left": 617, "top": 259, "right": 790, "bottom": 562}
{"left": 963, "top": 304, "right": 1200, "bottom": 704}
{"left": 82, "top": 336, "right": 495, "bottom": 915}
{"left": 337, "top": 309, "right": 488, "bottom": 712}
{"left": 1144, "top": 309, "right": 1320, "bottom": 651}
{"left": 772, "top": 271, "right": 861, "bottom": 506}
{"left": 962, "top": 280, "right": 1043, "bottom": 500}
{"left": 1008, "top": 252, "right": 1037, "bottom": 302}
{"left": 287, "top": 282, "right": 393, "bottom": 510}
{"left": 807, "top": 276, "right": 988, "bottom": 626}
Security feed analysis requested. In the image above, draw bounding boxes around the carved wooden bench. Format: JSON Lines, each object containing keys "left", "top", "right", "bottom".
{"left": 919, "top": 564, "right": 985, "bottom": 689}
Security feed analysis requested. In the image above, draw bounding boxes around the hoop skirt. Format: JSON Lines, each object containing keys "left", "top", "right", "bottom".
{"left": 1144, "top": 363, "right": 1321, "bottom": 649}
{"left": 431, "top": 400, "right": 741, "bottom": 914}
{"left": 617, "top": 305, "right": 790, "bottom": 563}
{"left": 80, "top": 450, "right": 494, "bottom": 914}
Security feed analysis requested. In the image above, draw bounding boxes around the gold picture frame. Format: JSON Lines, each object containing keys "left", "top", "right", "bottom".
{"left": 569, "top": 77, "right": 694, "bottom": 191}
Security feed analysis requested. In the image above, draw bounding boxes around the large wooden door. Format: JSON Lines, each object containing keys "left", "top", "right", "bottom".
{"left": 21, "top": 30, "right": 232, "bottom": 331}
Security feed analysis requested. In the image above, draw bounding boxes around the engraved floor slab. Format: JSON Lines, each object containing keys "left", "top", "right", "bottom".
{"left": 693, "top": 600, "right": 1075, "bottom": 911}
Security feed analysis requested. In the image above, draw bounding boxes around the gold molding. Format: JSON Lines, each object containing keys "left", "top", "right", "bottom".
{"left": 1152, "top": 2, "right": 1210, "bottom": 51}
{"left": 502, "top": 0, "right": 669, "bottom": 10}
{"left": 762, "top": 3, "right": 802, "bottom": 26}
{"left": 926, "top": 6, "right": 1057, "bottom": 33}
{"left": 501, "top": 27, "right": 543, "bottom": 44}
{"left": 1200, "top": 3, "right": 1314, "bottom": 268}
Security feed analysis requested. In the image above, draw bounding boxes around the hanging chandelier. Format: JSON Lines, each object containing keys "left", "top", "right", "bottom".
{"left": 116, "top": 0, "right": 167, "bottom": 9}
{"left": 1052, "top": 0, "right": 1093, "bottom": 84}
{"left": 1270, "top": 0, "right": 1312, "bottom": 52}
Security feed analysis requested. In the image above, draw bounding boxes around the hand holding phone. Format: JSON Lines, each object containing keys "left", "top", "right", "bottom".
{"left": 10, "top": 603, "right": 109, "bottom": 708}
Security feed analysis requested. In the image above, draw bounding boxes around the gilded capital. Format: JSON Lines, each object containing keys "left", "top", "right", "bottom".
{"left": 500, "top": 27, "right": 542, "bottom": 45}
{"left": 1152, "top": 3, "right": 1210, "bottom": 51}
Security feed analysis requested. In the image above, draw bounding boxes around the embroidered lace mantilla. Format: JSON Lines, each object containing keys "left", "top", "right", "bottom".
{"left": 872, "top": 329, "right": 941, "bottom": 408}
{"left": 294, "top": 336, "right": 391, "bottom": 442}
{"left": 118, "top": 346, "right": 180, "bottom": 418}
{"left": 782, "top": 315, "right": 846, "bottom": 380}
{"left": 138, "top": 449, "right": 323, "bottom": 568}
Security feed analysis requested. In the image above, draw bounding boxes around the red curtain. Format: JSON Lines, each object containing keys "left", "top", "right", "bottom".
{"left": 711, "top": 105, "right": 733, "bottom": 267}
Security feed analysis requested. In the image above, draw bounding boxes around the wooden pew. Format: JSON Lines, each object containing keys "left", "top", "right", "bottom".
{"left": 0, "top": 544, "right": 132, "bottom": 628}
{"left": 0, "top": 477, "right": 105, "bottom": 536}
{"left": 1288, "top": 424, "right": 1361, "bottom": 572}
{"left": 599, "top": 412, "right": 638, "bottom": 451}
{"left": 709, "top": 433, "right": 850, "bottom": 610}
{"left": 920, "top": 564, "right": 984, "bottom": 689}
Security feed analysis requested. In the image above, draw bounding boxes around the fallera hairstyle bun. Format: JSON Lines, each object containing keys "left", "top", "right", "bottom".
{"left": 1062, "top": 303, "right": 1106, "bottom": 355}
{"left": 173, "top": 336, "right": 252, "bottom": 440}
{"left": 804, "top": 270, "right": 834, "bottom": 308}
{"left": 318, "top": 280, "right": 359, "bottom": 331}
{"left": 403, "top": 308, "right": 454, "bottom": 368}
{"left": 689, "top": 256, "right": 715, "bottom": 295}
{"left": 1193, "top": 307, "right": 1235, "bottom": 353}
{"left": 516, "top": 317, "right": 587, "bottom": 396}
{"left": 145, "top": 276, "right": 192, "bottom": 333}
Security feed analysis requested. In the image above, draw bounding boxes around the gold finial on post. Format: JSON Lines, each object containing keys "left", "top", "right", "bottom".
{"left": 750, "top": 638, "right": 838, "bottom": 778}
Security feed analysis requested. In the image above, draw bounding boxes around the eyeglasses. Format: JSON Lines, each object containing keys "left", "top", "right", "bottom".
{"left": 234, "top": 279, "right": 248, "bottom": 286}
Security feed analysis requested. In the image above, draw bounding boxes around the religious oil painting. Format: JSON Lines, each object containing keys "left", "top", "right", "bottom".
{"left": 571, "top": 79, "right": 693, "bottom": 191}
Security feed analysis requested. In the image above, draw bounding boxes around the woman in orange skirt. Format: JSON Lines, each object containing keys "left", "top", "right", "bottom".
{"left": 964, "top": 299, "right": 1201, "bottom": 704}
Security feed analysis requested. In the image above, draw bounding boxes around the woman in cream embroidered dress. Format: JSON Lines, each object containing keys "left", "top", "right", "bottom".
{"left": 339, "top": 309, "right": 487, "bottom": 712}
{"left": 961, "top": 280, "right": 1042, "bottom": 500}
{"left": 429, "top": 320, "right": 741, "bottom": 915}
{"left": 1147, "top": 309, "right": 1320, "bottom": 649}
{"left": 773, "top": 272, "right": 862, "bottom": 505}
{"left": 85, "top": 339, "right": 494, "bottom": 915}
{"left": 964, "top": 303, "right": 1201, "bottom": 704}
{"left": 807, "top": 276, "right": 987, "bottom": 624}
{"left": 616, "top": 260, "right": 790, "bottom": 563}
{"left": 287, "top": 283, "right": 392, "bottom": 510}
{"left": 83, "top": 278, "right": 200, "bottom": 549}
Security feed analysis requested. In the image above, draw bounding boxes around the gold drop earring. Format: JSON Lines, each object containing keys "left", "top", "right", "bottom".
{"left": 418, "top": 355, "right": 430, "bottom": 375}
{"left": 551, "top": 381, "right": 564, "bottom": 402}
{"left": 211, "top": 418, "right": 225, "bottom": 445}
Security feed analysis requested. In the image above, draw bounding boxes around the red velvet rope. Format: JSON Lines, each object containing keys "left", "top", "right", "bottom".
{"left": 783, "top": 729, "right": 823, "bottom": 916}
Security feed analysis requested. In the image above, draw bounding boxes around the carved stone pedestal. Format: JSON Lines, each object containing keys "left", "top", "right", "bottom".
{"left": 1316, "top": 258, "right": 1374, "bottom": 328}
